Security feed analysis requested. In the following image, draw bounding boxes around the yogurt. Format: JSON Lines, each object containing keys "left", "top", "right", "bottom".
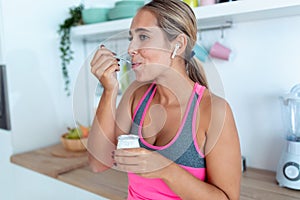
{"left": 117, "top": 135, "right": 140, "bottom": 149}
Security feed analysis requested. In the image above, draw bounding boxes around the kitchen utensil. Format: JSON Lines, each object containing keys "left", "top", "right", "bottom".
{"left": 218, "top": 0, "right": 237, "bottom": 3}
{"left": 276, "top": 83, "right": 300, "bottom": 190}
{"left": 200, "top": 0, "right": 216, "bottom": 6}
{"left": 107, "top": 0, "right": 144, "bottom": 20}
{"left": 280, "top": 84, "right": 300, "bottom": 141}
{"left": 61, "top": 133, "right": 88, "bottom": 152}
{"left": 193, "top": 43, "right": 209, "bottom": 62}
{"left": 115, "top": 0, "right": 144, "bottom": 7}
{"left": 114, "top": 56, "right": 132, "bottom": 64}
{"left": 183, "top": 0, "right": 199, "bottom": 7}
{"left": 209, "top": 41, "right": 232, "bottom": 61}
{"left": 82, "top": 8, "right": 109, "bottom": 24}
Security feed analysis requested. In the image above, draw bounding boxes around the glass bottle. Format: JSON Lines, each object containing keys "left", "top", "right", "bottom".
{"left": 183, "top": 0, "right": 199, "bottom": 8}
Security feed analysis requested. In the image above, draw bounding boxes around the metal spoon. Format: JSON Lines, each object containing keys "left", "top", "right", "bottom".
{"left": 114, "top": 56, "right": 132, "bottom": 64}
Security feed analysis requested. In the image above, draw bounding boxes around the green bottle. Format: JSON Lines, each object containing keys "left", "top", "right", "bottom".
{"left": 183, "top": 0, "right": 199, "bottom": 7}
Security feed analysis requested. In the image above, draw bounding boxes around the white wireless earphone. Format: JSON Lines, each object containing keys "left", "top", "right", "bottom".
{"left": 171, "top": 43, "right": 180, "bottom": 59}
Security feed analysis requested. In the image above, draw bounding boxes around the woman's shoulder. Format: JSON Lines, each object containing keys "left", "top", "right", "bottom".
{"left": 199, "top": 89, "right": 233, "bottom": 133}
{"left": 201, "top": 89, "right": 231, "bottom": 111}
{"left": 199, "top": 89, "right": 237, "bottom": 154}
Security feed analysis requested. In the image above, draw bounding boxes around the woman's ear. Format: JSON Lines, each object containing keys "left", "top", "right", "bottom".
{"left": 171, "top": 34, "right": 188, "bottom": 59}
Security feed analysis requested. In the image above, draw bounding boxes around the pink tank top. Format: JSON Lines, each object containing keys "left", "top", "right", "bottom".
{"left": 128, "top": 82, "right": 206, "bottom": 199}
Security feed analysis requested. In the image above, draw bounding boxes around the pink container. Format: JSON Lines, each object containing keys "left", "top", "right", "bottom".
{"left": 200, "top": 0, "right": 216, "bottom": 6}
{"left": 209, "top": 42, "right": 232, "bottom": 60}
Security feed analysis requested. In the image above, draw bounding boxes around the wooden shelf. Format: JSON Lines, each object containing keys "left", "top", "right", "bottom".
{"left": 194, "top": 0, "right": 300, "bottom": 24}
{"left": 71, "top": 18, "right": 132, "bottom": 41}
{"left": 71, "top": 0, "right": 300, "bottom": 41}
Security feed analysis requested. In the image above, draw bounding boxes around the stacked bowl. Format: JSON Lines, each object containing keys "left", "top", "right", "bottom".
{"left": 82, "top": 8, "right": 110, "bottom": 24}
{"left": 108, "top": 0, "right": 144, "bottom": 20}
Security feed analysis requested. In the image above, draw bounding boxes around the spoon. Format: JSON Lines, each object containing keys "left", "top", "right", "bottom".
{"left": 114, "top": 56, "right": 132, "bottom": 64}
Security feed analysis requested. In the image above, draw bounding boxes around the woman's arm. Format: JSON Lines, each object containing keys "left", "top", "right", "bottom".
{"left": 88, "top": 78, "right": 142, "bottom": 172}
{"left": 87, "top": 88, "right": 118, "bottom": 172}
{"left": 87, "top": 46, "right": 131, "bottom": 172}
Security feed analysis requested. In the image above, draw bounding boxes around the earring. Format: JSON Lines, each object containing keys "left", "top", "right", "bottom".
{"left": 171, "top": 43, "right": 180, "bottom": 59}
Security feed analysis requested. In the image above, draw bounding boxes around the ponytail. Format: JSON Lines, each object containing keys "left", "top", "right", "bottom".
{"left": 186, "top": 57, "right": 209, "bottom": 88}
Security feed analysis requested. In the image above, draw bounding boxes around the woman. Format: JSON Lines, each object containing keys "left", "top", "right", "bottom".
{"left": 88, "top": 0, "right": 241, "bottom": 199}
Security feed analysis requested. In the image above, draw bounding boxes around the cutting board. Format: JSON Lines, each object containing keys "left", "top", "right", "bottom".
{"left": 10, "top": 143, "right": 89, "bottom": 178}
{"left": 51, "top": 144, "right": 87, "bottom": 158}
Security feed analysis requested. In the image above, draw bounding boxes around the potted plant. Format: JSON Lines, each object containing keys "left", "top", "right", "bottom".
{"left": 58, "top": 4, "right": 84, "bottom": 96}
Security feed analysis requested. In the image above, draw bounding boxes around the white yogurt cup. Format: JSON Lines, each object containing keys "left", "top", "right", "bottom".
{"left": 117, "top": 135, "right": 140, "bottom": 149}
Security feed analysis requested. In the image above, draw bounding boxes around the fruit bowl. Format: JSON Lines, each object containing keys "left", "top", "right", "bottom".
{"left": 61, "top": 133, "right": 88, "bottom": 152}
{"left": 60, "top": 125, "right": 89, "bottom": 152}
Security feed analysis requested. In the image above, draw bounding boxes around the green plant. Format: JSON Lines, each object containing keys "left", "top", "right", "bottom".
{"left": 58, "top": 4, "right": 84, "bottom": 96}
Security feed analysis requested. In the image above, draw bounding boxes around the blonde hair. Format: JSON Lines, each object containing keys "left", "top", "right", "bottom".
{"left": 142, "top": 0, "right": 208, "bottom": 88}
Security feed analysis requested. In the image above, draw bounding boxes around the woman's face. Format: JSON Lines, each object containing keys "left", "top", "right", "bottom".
{"left": 128, "top": 9, "right": 173, "bottom": 82}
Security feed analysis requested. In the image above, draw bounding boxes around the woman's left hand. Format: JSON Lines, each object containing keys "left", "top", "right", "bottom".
{"left": 113, "top": 148, "right": 172, "bottom": 179}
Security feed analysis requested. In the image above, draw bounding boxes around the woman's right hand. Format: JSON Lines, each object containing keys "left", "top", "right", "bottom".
{"left": 90, "top": 45, "right": 120, "bottom": 91}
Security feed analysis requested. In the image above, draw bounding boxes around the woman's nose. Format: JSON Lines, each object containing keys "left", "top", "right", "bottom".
{"left": 128, "top": 41, "right": 138, "bottom": 57}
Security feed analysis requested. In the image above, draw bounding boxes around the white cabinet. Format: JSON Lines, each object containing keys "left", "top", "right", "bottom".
{"left": 71, "top": 0, "right": 300, "bottom": 41}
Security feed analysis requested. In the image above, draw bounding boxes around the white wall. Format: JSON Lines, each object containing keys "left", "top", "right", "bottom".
{"left": 1, "top": 0, "right": 300, "bottom": 199}
{"left": 0, "top": 0, "right": 113, "bottom": 199}
{"left": 3, "top": 0, "right": 87, "bottom": 153}
{"left": 199, "top": 16, "right": 300, "bottom": 171}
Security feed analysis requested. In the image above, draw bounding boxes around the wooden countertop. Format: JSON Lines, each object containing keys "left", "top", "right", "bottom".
{"left": 11, "top": 144, "right": 300, "bottom": 200}
{"left": 11, "top": 143, "right": 128, "bottom": 200}
{"left": 58, "top": 166, "right": 127, "bottom": 200}
{"left": 241, "top": 168, "right": 300, "bottom": 200}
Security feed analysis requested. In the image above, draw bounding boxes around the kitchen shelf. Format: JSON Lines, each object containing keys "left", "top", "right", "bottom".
{"left": 71, "top": 0, "right": 300, "bottom": 41}
{"left": 194, "top": 0, "right": 300, "bottom": 25}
